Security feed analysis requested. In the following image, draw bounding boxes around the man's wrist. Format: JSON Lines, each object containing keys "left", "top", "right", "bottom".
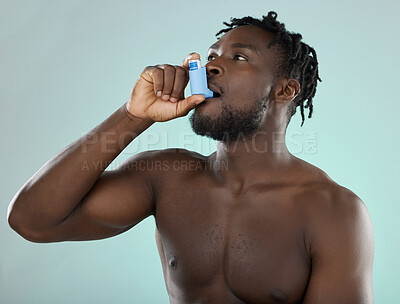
{"left": 123, "top": 102, "right": 155, "bottom": 126}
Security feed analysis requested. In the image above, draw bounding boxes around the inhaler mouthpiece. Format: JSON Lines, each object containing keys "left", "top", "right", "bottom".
{"left": 188, "top": 59, "right": 214, "bottom": 98}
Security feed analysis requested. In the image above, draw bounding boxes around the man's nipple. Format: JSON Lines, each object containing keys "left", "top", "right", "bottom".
{"left": 168, "top": 256, "right": 177, "bottom": 268}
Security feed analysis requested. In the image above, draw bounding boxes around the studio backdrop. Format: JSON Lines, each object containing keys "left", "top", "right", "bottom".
{"left": 1, "top": 0, "right": 399, "bottom": 303}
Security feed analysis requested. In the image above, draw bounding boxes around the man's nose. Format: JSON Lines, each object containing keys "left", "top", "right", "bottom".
{"left": 205, "top": 61, "right": 223, "bottom": 77}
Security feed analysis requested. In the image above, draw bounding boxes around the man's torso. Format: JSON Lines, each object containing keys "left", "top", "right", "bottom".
{"left": 149, "top": 149, "right": 340, "bottom": 304}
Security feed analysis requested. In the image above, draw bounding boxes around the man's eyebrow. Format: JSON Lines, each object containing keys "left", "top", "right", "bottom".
{"left": 208, "top": 43, "right": 259, "bottom": 54}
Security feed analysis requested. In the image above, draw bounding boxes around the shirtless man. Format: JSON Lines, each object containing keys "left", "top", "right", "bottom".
{"left": 7, "top": 12, "right": 374, "bottom": 304}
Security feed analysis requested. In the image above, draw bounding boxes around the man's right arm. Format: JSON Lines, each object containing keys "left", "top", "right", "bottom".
{"left": 7, "top": 52, "right": 206, "bottom": 243}
{"left": 7, "top": 102, "right": 156, "bottom": 243}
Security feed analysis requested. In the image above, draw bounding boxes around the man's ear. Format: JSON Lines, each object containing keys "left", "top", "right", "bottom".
{"left": 273, "top": 78, "right": 301, "bottom": 104}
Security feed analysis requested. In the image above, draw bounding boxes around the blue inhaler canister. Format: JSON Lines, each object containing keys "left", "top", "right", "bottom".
{"left": 188, "top": 59, "right": 214, "bottom": 98}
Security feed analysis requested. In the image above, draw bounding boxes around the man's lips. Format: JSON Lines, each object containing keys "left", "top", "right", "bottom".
{"left": 207, "top": 82, "right": 223, "bottom": 97}
{"left": 203, "top": 94, "right": 222, "bottom": 103}
{"left": 212, "top": 92, "right": 222, "bottom": 98}
{"left": 205, "top": 91, "right": 222, "bottom": 100}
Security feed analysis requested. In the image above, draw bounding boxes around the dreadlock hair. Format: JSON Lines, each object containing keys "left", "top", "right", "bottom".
{"left": 215, "top": 11, "right": 322, "bottom": 127}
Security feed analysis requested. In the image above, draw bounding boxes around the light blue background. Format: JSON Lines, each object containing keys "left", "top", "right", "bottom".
{"left": 1, "top": 0, "right": 399, "bottom": 303}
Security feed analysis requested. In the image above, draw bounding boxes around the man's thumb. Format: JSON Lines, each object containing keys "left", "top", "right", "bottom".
{"left": 182, "top": 52, "right": 201, "bottom": 70}
{"left": 176, "top": 94, "right": 205, "bottom": 116}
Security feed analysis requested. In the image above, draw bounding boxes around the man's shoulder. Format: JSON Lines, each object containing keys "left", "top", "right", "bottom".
{"left": 292, "top": 159, "right": 373, "bottom": 263}
{"left": 292, "top": 156, "right": 356, "bottom": 195}
{"left": 131, "top": 148, "right": 208, "bottom": 163}
{"left": 292, "top": 157, "right": 367, "bottom": 221}
{"left": 295, "top": 160, "right": 370, "bottom": 241}
{"left": 301, "top": 180, "right": 366, "bottom": 217}
{"left": 124, "top": 148, "right": 206, "bottom": 161}
{"left": 120, "top": 148, "right": 209, "bottom": 178}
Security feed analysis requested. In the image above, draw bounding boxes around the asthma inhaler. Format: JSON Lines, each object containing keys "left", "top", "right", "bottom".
{"left": 188, "top": 59, "right": 214, "bottom": 98}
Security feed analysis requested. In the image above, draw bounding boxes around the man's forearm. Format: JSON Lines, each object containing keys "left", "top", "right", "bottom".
{"left": 8, "top": 102, "right": 154, "bottom": 233}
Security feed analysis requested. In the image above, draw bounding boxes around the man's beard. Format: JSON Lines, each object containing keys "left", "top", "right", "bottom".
{"left": 189, "top": 96, "right": 268, "bottom": 143}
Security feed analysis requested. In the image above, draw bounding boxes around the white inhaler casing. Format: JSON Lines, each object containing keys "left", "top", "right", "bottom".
{"left": 188, "top": 59, "right": 214, "bottom": 98}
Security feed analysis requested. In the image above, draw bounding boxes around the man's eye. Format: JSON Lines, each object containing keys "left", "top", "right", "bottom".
{"left": 234, "top": 54, "right": 247, "bottom": 61}
{"left": 207, "top": 54, "right": 247, "bottom": 62}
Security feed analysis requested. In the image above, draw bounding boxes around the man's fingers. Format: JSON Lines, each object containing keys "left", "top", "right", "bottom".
{"left": 156, "top": 64, "right": 176, "bottom": 100}
{"left": 181, "top": 52, "right": 201, "bottom": 71}
{"left": 170, "top": 67, "right": 187, "bottom": 102}
{"left": 144, "top": 53, "right": 201, "bottom": 105}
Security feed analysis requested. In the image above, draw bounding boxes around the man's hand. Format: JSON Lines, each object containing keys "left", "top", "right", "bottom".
{"left": 127, "top": 52, "right": 206, "bottom": 122}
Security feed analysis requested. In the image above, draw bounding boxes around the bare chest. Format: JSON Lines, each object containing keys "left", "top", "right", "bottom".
{"left": 154, "top": 183, "right": 311, "bottom": 304}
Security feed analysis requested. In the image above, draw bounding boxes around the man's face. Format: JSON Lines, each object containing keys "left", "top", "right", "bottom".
{"left": 189, "top": 25, "right": 278, "bottom": 142}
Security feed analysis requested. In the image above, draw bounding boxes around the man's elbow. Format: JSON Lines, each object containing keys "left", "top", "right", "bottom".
{"left": 8, "top": 214, "right": 43, "bottom": 243}
{"left": 7, "top": 200, "right": 48, "bottom": 243}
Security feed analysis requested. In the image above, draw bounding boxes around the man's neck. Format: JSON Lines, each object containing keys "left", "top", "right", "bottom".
{"left": 209, "top": 127, "right": 295, "bottom": 194}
